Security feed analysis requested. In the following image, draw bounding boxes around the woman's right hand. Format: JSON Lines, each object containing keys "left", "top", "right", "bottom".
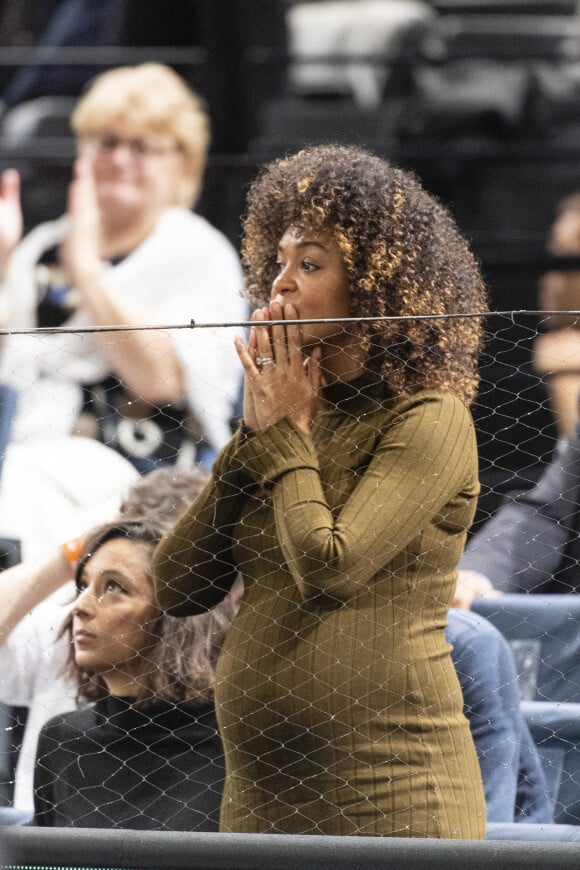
{"left": 0, "top": 169, "right": 23, "bottom": 268}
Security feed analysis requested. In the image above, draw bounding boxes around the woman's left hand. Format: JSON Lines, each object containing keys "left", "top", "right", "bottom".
{"left": 235, "top": 300, "right": 322, "bottom": 435}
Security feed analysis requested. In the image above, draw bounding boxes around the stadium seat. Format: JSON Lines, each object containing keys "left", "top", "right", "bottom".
{"left": 429, "top": 11, "right": 580, "bottom": 62}
{"left": 432, "top": 2, "right": 576, "bottom": 16}
{"left": 471, "top": 595, "right": 580, "bottom": 703}
{"left": 521, "top": 701, "right": 580, "bottom": 826}
{"left": 485, "top": 822, "right": 580, "bottom": 842}
{"left": 0, "top": 95, "right": 77, "bottom": 142}
{"left": 0, "top": 806, "right": 32, "bottom": 825}
{"left": 486, "top": 821, "right": 580, "bottom": 841}
{"left": 0, "top": 98, "right": 74, "bottom": 228}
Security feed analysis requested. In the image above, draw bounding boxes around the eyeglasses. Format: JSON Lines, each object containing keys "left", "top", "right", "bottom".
{"left": 89, "top": 133, "right": 181, "bottom": 160}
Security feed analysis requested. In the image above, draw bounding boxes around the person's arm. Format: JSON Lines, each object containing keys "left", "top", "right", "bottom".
{"left": 0, "top": 168, "right": 23, "bottom": 271}
{"left": 152, "top": 429, "right": 250, "bottom": 615}
{"left": 62, "top": 159, "right": 185, "bottom": 405}
{"left": 154, "top": 391, "right": 479, "bottom": 611}
{"left": 460, "top": 432, "right": 580, "bottom": 593}
{"left": 459, "top": 503, "right": 566, "bottom": 594}
{"left": 0, "top": 543, "right": 77, "bottom": 646}
{"left": 168, "top": 225, "right": 246, "bottom": 451}
{"left": 71, "top": 268, "right": 185, "bottom": 406}
{"left": 534, "top": 330, "right": 580, "bottom": 439}
{"left": 236, "top": 392, "right": 477, "bottom": 602}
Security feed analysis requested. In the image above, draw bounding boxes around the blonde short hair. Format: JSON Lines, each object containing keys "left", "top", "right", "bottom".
{"left": 71, "top": 63, "right": 210, "bottom": 208}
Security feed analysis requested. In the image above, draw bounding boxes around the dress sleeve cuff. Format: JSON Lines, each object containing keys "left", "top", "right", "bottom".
{"left": 233, "top": 417, "right": 319, "bottom": 486}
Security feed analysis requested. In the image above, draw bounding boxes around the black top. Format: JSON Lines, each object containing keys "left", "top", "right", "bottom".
{"left": 33, "top": 696, "right": 225, "bottom": 830}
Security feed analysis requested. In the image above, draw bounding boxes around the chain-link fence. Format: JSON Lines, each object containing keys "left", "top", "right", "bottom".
{"left": 0, "top": 312, "right": 578, "bottom": 844}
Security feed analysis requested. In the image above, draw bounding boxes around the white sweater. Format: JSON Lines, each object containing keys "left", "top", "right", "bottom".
{"left": 0, "top": 207, "right": 246, "bottom": 452}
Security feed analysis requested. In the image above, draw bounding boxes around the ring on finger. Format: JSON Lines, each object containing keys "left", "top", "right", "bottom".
{"left": 256, "top": 356, "right": 275, "bottom": 368}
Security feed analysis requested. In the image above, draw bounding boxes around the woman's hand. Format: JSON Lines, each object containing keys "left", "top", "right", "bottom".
{"left": 0, "top": 169, "right": 23, "bottom": 268}
{"left": 238, "top": 309, "right": 262, "bottom": 432}
{"left": 452, "top": 569, "right": 502, "bottom": 609}
{"left": 61, "top": 156, "right": 104, "bottom": 288}
{"left": 235, "top": 300, "right": 322, "bottom": 435}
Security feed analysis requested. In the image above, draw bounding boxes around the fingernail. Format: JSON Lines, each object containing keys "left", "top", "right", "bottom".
{"left": 285, "top": 303, "right": 295, "bottom": 315}
{"left": 273, "top": 294, "right": 284, "bottom": 305}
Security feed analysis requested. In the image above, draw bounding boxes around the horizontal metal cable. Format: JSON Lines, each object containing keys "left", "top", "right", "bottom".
{"left": 0, "top": 310, "right": 566, "bottom": 337}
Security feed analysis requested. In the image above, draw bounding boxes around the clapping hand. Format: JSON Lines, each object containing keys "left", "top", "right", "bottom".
{"left": 61, "top": 156, "right": 103, "bottom": 288}
{"left": 0, "top": 169, "right": 23, "bottom": 268}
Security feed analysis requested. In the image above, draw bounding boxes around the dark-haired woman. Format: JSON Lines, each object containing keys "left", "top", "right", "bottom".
{"left": 34, "top": 519, "right": 236, "bottom": 830}
{"left": 153, "top": 144, "right": 488, "bottom": 838}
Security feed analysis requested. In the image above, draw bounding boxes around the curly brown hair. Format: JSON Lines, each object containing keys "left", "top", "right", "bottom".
{"left": 241, "top": 144, "right": 488, "bottom": 405}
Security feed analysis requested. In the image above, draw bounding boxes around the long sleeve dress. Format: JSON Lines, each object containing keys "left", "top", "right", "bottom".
{"left": 152, "top": 379, "right": 487, "bottom": 838}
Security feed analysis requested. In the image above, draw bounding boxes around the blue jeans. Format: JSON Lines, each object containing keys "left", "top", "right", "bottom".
{"left": 447, "top": 608, "right": 552, "bottom": 824}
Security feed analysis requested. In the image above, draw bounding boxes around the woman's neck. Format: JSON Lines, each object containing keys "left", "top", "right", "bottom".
{"left": 318, "top": 335, "right": 368, "bottom": 385}
{"left": 102, "top": 669, "right": 142, "bottom": 699}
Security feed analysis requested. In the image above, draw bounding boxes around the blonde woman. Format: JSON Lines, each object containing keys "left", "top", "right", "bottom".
{"left": 0, "top": 63, "right": 245, "bottom": 469}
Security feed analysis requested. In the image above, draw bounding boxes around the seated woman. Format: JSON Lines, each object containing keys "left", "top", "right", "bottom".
{"left": 0, "top": 62, "right": 245, "bottom": 470}
{"left": 33, "top": 518, "right": 236, "bottom": 830}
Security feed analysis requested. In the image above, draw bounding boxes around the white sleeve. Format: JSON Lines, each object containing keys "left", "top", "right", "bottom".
{"left": 170, "top": 252, "right": 247, "bottom": 449}
{"left": 0, "top": 598, "right": 71, "bottom": 706}
{"left": 1, "top": 596, "right": 77, "bottom": 813}
{"left": 145, "top": 221, "right": 247, "bottom": 450}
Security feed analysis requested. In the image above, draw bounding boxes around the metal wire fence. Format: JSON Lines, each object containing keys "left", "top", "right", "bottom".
{"left": 0, "top": 312, "right": 578, "bottom": 843}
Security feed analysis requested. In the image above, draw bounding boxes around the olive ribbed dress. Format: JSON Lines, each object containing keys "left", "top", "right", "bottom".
{"left": 152, "top": 380, "right": 486, "bottom": 838}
